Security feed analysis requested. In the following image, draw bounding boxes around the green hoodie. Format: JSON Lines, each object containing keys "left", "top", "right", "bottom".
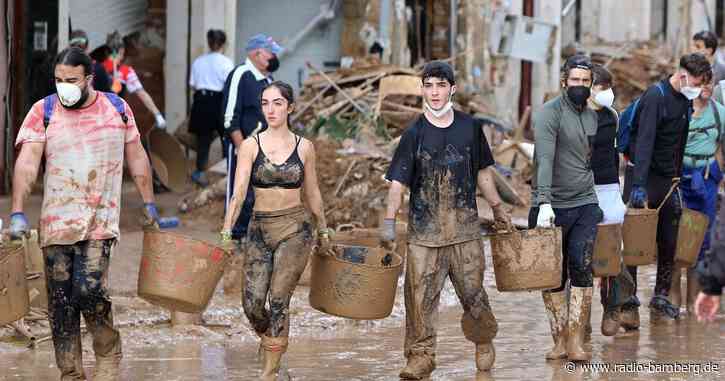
{"left": 532, "top": 92, "right": 598, "bottom": 208}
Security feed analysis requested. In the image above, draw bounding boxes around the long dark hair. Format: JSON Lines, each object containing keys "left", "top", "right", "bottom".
{"left": 261, "top": 81, "right": 295, "bottom": 127}
{"left": 54, "top": 47, "right": 93, "bottom": 75}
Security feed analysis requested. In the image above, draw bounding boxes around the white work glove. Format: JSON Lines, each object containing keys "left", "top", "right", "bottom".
{"left": 154, "top": 113, "right": 167, "bottom": 129}
{"left": 536, "top": 203, "right": 555, "bottom": 228}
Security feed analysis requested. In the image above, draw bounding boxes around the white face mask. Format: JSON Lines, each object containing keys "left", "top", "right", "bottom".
{"left": 424, "top": 92, "right": 455, "bottom": 118}
{"left": 56, "top": 82, "right": 83, "bottom": 107}
{"left": 680, "top": 74, "right": 702, "bottom": 100}
{"left": 594, "top": 88, "right": 615, "bottom": 108}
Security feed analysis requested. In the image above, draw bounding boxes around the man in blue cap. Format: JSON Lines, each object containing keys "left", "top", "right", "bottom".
{"left": 220, "top": 34, "right": 282, "bottom": 243}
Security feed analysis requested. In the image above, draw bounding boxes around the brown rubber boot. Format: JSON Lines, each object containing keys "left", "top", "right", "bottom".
{"left": 399, "top": 355, "right": 435, "bottom": 380}
{"left": 567, "top": 287, "right": 592, "bottom": 362}
{"left": 542, "top": 290, "right": 568, "bottom": 360}
{"left": 686, "top": 268, "right": 701, "bottom": 314}
{"left": 601, "top": 309, "right": 621, "bottom": 336}
{"left": 670, "top": 267, "right": 682, "bottom": 308}
{"left": 475, "top": 343, "right": 495, "bottom": 371}
{"left": 583, "top": 302, "right": 592, "bottom": 344}
{"left": 92, "top": 354, "right": 121, "bottom": 381}
{"left": 619, "top": 307, "right": 640, "bottom": 330}
{"left": 261, "top": 335, "right": 287, "bottom": 380}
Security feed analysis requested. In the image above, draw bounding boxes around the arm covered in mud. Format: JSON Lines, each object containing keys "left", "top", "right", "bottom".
{"left": 125, "top": 140, "right": 155, "bottom": 203}
{"left": 222, "top": 138, "right": 257, "bottom": 233}
{"left": 301, "top": 139, "right": 327, "bottom": 231}
{"left": 477, "top": 168, "right": 513, "bottom": 230}
{"left": 384, "top": 181, "right": 406, "bottom": 220}
{"left": 11, "top": 142, "right": 45, "bottom": 213}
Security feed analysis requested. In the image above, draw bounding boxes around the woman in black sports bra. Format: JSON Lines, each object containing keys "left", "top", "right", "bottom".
{"left": 221, "top": 81, "right": 330, "bottom": 379}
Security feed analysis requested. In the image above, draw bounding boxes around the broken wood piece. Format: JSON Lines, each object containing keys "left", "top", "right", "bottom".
{"left": 382, "top": 100, "right": 422, "bottom": 114}
{"left": 514, "top": 106, "right": 531, "bottom": 142}
{"left": 306, "top": 62, "right": 370, "bottom": 116}
{"left": 291, "top": 84, "right": 333, "bottom": 123}
{"left": 491, "top": 167, "right": 526, "bottom": 206}
{"left": 374, "top": 75, "right": 422, "bottom": 115}
{"left": 334, "top": 159, "right": 358, "bottom": 196}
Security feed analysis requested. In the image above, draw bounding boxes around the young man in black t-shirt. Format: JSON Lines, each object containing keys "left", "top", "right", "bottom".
{"left": 381, "top": 61, "right": 512, "bottom": 379}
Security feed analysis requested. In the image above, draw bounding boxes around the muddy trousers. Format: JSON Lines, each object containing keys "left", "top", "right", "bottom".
{"left": 243, "top": 206, "right": 313, "bottom": 338}
{"left": 600, "top": 265, "right": 637, "bottom": 312}
{"left": 529, "top": 204, "right": 603, "bottom": 291}
{"left": 404, "top": 239, "right": 498, "bottom": 361}
{"left": 42, "top": 239, "right": 122, "bottom": 380}
{"left": 622, "top": 167, "right": 681, "bottom": 300}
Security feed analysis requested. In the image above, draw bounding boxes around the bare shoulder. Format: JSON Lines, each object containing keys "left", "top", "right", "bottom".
{"left": 240, "top": 136, "right": 259, "bottom": 158}
{"left": 298, "top": 136, "right": 316, "bottom": 157}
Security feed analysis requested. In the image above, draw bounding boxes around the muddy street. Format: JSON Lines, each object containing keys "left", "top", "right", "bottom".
{"left": 1, "top": 189, "right": 724, "bottom": 381}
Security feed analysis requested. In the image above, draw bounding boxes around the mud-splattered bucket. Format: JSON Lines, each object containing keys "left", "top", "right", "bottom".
{"left": 309, "top": 244, "right": 402, "bottom": 320}
{"left": 137, "top": 230, "right": 230, "bottom": 313}
{"left": 331, "top": 223, "right": 408, "bottom": 275}
{"left": 0, "top": 240, "right": 30, "bottom": 325}
{"left": 675, "top": 208, "right": 709, "bottom": 268}
{"left": 622, "top": 184, "right": 677, "bottom": 266}
{"left": 24, "top": 230, "right": 48, "bottom": 309}
{"left": 489, "top": 227, "right": 563, "bottom": 292}
{"left": 593, "top": 223, "right": 622, "bottom": 277}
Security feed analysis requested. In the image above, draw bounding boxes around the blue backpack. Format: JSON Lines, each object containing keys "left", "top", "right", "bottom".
{"left": 616, "top": 82, "right": 665, "bottom": 154}
{"left": 42, "top": 92, "right": 128, "bottom": 128}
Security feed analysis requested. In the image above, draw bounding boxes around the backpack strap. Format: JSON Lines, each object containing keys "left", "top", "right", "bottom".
{"left": 102, "top": 92, "right": 128, "bottom": 125}
{"left": 710, "top": 99, "right": 721, "bottom": 141}
{"left": 42, "top": 95, "right": 57, "bottom": 129}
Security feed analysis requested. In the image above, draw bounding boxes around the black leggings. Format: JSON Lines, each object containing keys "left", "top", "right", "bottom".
{"left": 190, "top": 90, "right": 224, "bottom": 171}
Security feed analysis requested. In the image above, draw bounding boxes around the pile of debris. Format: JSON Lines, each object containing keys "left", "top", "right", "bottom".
{"left": 580, "top": 41, "right": 675, "bottom": 108}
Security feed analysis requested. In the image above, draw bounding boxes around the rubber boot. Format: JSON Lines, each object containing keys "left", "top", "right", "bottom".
{"left": 261, "top": 335, "right": 287, "bottom": 380}
{"left": 399, "top": 355, "right": 435, "bottom": 380}
{"left": 686, "top": 268, "right": 701, "bottom": 314}
{"left": 92, "top": 354, "right": 121, "bottom": 381}
{"left": 542, "top": 290, "right": 568, "bottom": 360}
{"left": 567, "top": 287, "right": 592, "bottom": 362}
{"left": 669, "top": 267, "right": 682, "bottom": 308}
{"left": 475, "top": 343, "right": 495, "bottom": 371}
{"left": 600, "top": 309, "right": 621, "bottom": 336}
{"left": 619, "top": 307, "right": 640, "bottom": 331}
{"left": 584, "top": 302, "right": 592, "bottom": 344}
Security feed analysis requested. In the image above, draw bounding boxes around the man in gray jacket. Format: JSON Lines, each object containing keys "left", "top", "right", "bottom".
{"left": 530, "top": 54, "right": 603, "bottom": 362}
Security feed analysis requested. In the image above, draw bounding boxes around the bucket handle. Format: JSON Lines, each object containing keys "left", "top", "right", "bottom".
{"left": 656, "top": 178, "right": 680, "bottom": 213}
{"left": 625, "top": 179, "right": 679, "bottom": 213}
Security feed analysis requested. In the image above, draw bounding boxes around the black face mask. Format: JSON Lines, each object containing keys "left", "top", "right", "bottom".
{"left": 566, "top": 86, "right": 591, "bottom": 108}
{"left": 266, "top": 56, "right": 280, "bottom": 73}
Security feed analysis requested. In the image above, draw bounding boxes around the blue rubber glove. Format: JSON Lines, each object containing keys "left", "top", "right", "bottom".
{"left": 9, "top": 212, "right": 29, "bottom": 240}
{"left": 143, "top": 203, "right": 160, "bottom": 229}
{"left": 629, "top": 185, "right": 648, "bottom": 209}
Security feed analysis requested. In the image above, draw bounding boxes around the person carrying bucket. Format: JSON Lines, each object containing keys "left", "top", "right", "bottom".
{"left": 381, "top": 61, "right": 514, "bottom": 379}
{"left": 586, "top": 64, "right": 637, "bottom": 337}
{"left": 672, "top": 74, "right": 724, "bottom": 314}
{"left": 220, "top": 81, "right": 330, "bottom": 380}
{"left": 530, "top": 54, "right": 603, "bottom": 362}
{"left": 623, "top": 53, "right": 711, "bottom": 322}
{"left": 9, "top": 47, "right": 160, "bottom": 380}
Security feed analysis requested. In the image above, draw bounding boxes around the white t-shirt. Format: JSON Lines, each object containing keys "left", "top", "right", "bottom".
{"left": 189, "top": 52, "right": 234, "bottom": 92}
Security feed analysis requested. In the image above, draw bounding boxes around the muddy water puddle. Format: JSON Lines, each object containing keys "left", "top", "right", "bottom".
{"left": 2, "top": 246, "right": 724, "bottom": 380}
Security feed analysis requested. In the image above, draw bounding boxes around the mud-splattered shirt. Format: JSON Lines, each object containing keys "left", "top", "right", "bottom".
{"left": 15, "top": 94, "right": 140, "bottom": 248}
{"left": 386, "top": 111, "right": 494, "bottom": 247}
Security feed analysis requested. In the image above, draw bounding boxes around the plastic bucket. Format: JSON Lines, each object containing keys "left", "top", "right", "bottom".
{"left": 592, "top": 223, "right": 622, "bottom": 277}
{"left": 675, "top": 208, "right": 709, "bottom": 268}
{"left": 489, "top": 227, "right": 563, "bottom": 292}
{"left": 309, "top": 244, "right": 402, "bottom": 320}
{"left": 0, "top": 241, "right": 30, "bottom": 325}
{"left": 138, "top": 230, "right": 230, "bottom": 313}
{"left": 622, "top": 208, "right": 658, "bottom": 266}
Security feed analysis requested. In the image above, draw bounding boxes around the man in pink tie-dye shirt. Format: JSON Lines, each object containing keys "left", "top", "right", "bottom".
{"left": 10, "top": 47, "right": 158, "bottom": 381}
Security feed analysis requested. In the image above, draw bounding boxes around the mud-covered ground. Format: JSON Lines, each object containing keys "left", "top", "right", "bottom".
{"left": 1, "top": 184, "right": 723, "bottom": 380}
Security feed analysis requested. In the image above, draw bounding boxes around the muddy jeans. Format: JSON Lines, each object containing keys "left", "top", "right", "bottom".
{"left": 600, "top": 264, "right": 637, "bottom": 312}
{"left": 622, "top": 166, "right": 681, "bottom": 300}
{"left": 529, "top": 204, "right": 603, "bottom": 291}
{"left": 243, "top": 205, "right": 313, "bottom": 337}
{"left": 404, "top": 239, "right": 497, "bottom": 360}
{"left": 43, "top": 239, "right": 121, "bottom": 379}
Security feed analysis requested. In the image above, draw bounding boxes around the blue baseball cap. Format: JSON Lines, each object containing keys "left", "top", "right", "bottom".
{"left": 246, "top": 34, "right": 283, "bottom": 55}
